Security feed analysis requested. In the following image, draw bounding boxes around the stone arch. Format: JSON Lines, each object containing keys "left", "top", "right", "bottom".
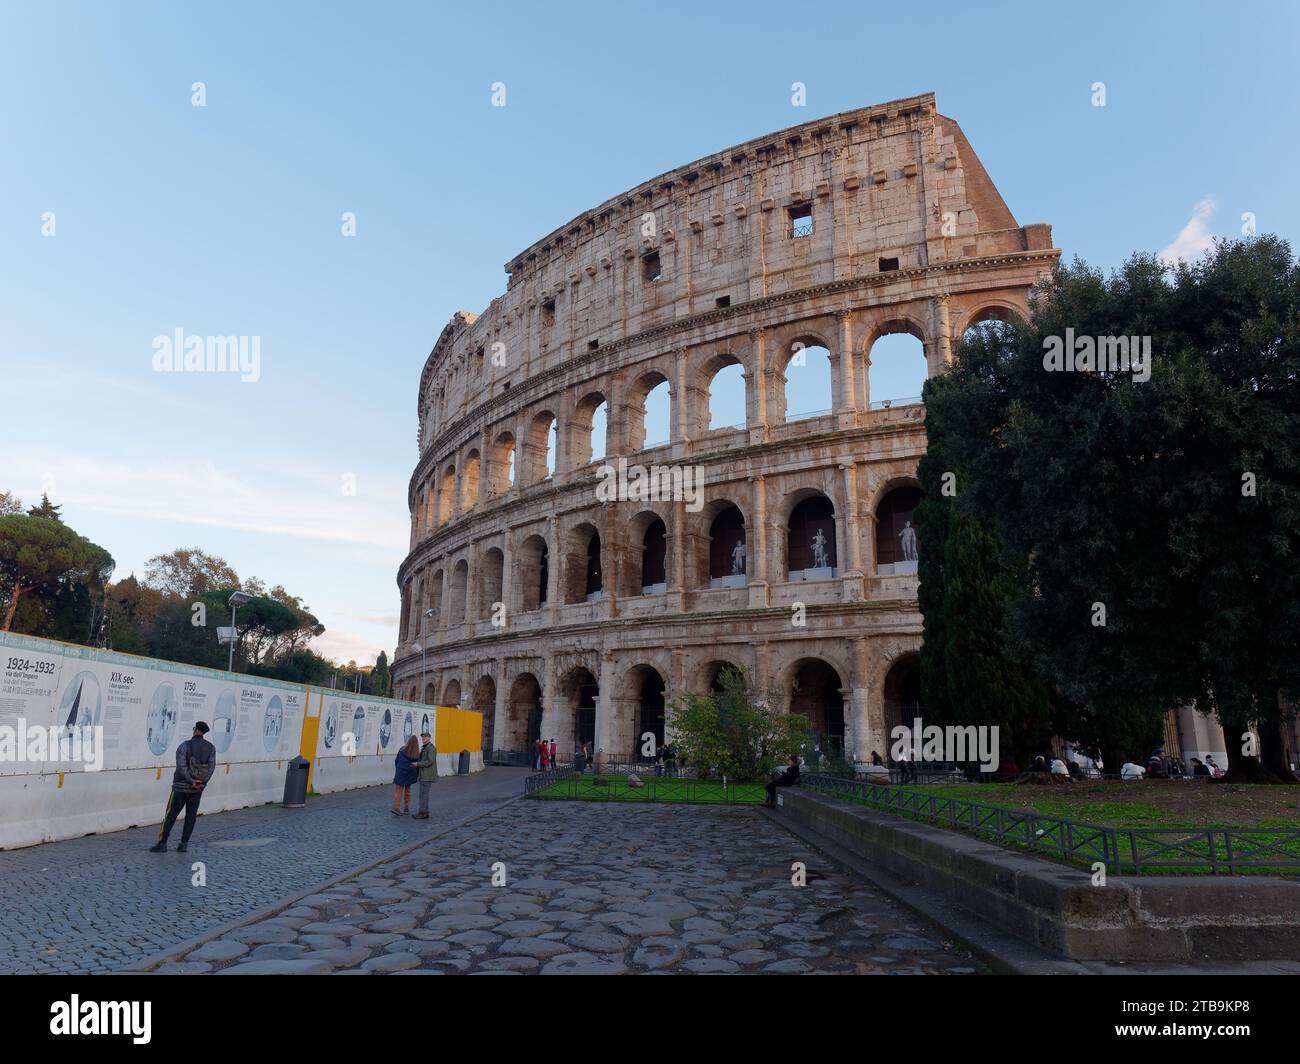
{"left": 461, "top": 449, "right": 481, "bottom": 511}
{"left": 867, "top": 320, "right": 927, "bottom": 409}
{"left": 479, "top": 547, "right": 504, "bottom": 620}
{"left": 525, "top": 409, "right": 558, "bottom": 484}
{"left": 627, "top": 369, "right": 672, "bottom": 451}
{"left": 784, "top": 488, "right": 838, "bottom": 580}
{"left": 471, "top": 674, "right": 496, "bottom": 753}
{"left": 881, "top": 652, "right": 923, "bottom": 758}
{"left": 785, "top": 657, "right": 847, "bottom": 754}
{"left": 697, "top": 351, "right": 747, "bottom": 434}
{"left": 955, "top": 300, "right": 1027, "bottom": 337}
{"left": 874, "top": 481, "right": 923, "bottom": 575}
{"left": 448, "top": 559, "right": 468, "bottom": 625}
{"left": 570, "top": 391, "right": 608, "bottom": 467}
{"left": 557, "top": 664, "right": 599, "bottom": 754}
{"left": 506, "top": 672, "right": 543, "bottom": 751}
{"left": 442, "top": 677, "right": 462, "bottom": 706}
{"left": 423, "top": 682, "right": 436, "bottom": 705}
{"left": 516, "top": 533, "right": 549, "bottom": 612}
{"left": 409, "top": 573, "right": 424, "bottom": 639}
{"left": 614, "top": 663, "right": 668, "bottom": 762}
{"left": 623, "top": 509, "right": 669, "bottom": 595}
{"left": 701, "top": 499, "right": 747, "bottom": 587}
{"left": 437, "top": 463, "right": 456, "bottom": 525}
{"left": 776, "top": 331, "right": 835, "bottom": 423}
{"left": 697, "top": 657, "right": 746, "bottom": 694}
{"left": 487, "top": 430, "right": 516, "bottom": 495}
{"left": 563, "top": 522, "right": 602, "bottom": 604}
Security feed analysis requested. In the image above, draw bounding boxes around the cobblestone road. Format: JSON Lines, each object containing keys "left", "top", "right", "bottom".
{"left": 0, "top": 769, "right": 525, "bottom": 974}
{"left": 163, "top": 801, "right": 984, "bottom": 975}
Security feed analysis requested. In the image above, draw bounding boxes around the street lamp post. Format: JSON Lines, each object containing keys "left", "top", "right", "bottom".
{"left": 226, "top": 590, "right": 251, "bottom": 673}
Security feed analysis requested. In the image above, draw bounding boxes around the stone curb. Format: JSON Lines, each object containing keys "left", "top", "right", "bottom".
{"left": 123, "top": 793, "right": 523, "bottom": 973}
{"left": 756, "top": 804, "right": 1086, "bottom": 975}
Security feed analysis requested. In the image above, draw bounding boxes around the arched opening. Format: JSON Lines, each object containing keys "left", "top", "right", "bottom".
{"left": 561, "top": 666, "right": 599, "bottom": 752}
{"left": 448, "top": 560, "right": 468, "bottom": 625}
{"left": 629, "top": 372, "right": 671, "bottom": 451}
{"left": 783, "top": 343, "right": 833, "bottom": 421}
{"left": 526, "top": 411, "right": 557, "bottom": 484}
{"left": 517, "top": 535, "right": 548, "bottom": 612}
{"left": 442, "top": 678, "right": 462, "bottom": 707}
{"left": 437, "top": 465, "right": 456, "bottom": 525}
{"left": 875, "top": 485, "right": 922, "bottom": 575}
{"left": 461, "top": 450, "right": 481, "bottom": 511}
{"left": 640, "top": 518, "right": 667, "bottom": 593}
{"left": 507, "top": 673, "right": 543, "bottom": 752}
{"left": 701, "top": 660, "right": 745, "bottom": 695}
{"left": 479, "top": 548, "right": 504, "bottom": 620}
{"left": 786, "top": 495, "right": 837, "bottom": 580}
{"left": 488, "top": 431, "right": 516, "bottom": 495}
{"left": 868, "top": 326, "right": 926, "bottom": 408}
{"left": 789, "top": 658, "right": 845, "bottom": 757}
{"left": 706, "top": 359, "right": 746, "bottom": 431}
{"left": 423, "top": 682, "right": 436, "bottom": 706}
{"left": 427, "top": 570, "right": 443, "bottom": 630}
{"left": 882, "top": 654, "right": 923, "bottom": 757}
{"left": 637, "top": 669, "right": 666, "bottom": 759}
{"left": 958, "top": 311, "right": 1021, "bottom": 363}
{"left": 410, "top": 575, "right": 424, "bottom": 638}
{"left": 472, "top": 675, "right": 496, "bottom": 753}
{"left": 571, "top": 392, "right": 608, "bottom": 466}
{"left": 564, "top": 524, "right": 602, "bottom": 604}
{"left": 707, "top": 504, "right": 746, "bottom": 588}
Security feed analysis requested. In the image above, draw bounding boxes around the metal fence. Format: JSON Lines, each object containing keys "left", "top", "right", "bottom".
{"left": 799, "top": 773, "right": 1300, "bottom": 875}
{"left": 522, "top": 764, "right": 577, "bottom": 795}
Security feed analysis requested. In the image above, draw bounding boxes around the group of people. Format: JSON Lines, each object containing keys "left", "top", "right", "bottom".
{"left": 532, "top": 737, "right": 563, "bottom": 770}
{"left": 391, "top": 731, "right": 439, "bottom": 817}
{"left": 1120, "top": 748, "right": 1221, "bottom": 780}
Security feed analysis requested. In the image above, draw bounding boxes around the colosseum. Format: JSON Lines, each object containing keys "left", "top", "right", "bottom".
{"left": 394, "top": 91, "right": 1058, "bottom": 766}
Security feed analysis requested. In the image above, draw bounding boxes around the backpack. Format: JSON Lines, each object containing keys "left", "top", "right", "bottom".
{"left": 187, "top": 738, "right": 215, "bottom": 784}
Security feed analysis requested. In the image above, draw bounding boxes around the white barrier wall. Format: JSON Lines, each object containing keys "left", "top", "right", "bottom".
{"left": 0, "top": 632, "right": 480, "bottom": 850}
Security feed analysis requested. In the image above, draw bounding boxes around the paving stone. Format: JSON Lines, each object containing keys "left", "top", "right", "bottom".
{"left": 362, "top": 952, "right": 423, "bottom": 972}
{"left": 494, "top": 919, "right": 553, "bottom": 937}
{"left": 423, "top": 914, "right": 499, "bottom": 932}
{"left": 447, "top": 930, "right": 501, "bottom": 947}
{"left": 247, "top": 942, "right": 309, "bottom": 960}
{"left": 764, "top": 958, "right": 814, "bottom": 974}
{"left": 633, "top": 938, "right": 684, "bottom": 969}
{"left": 301, "top": 947, "right": 374, "bottom": 968}
{"left": 186, "top": 940, "right": 250, "bottom": 962}
{"left": 218, "top": 958, "right": 333, "bottom": 975}
{"left": 300, "top": 934, "right": 347, "bottom": 951}
{"left": 565, "top": 931, "right": 629, "bottom": 953}
{"left": 351, "top": 932, "right": 402, "bottom": 949}
{"left": 540, "top": 952, "right": 628, "bottom": 975}
{"left": 154, "top": 961, "right": 212, "bottom": 974}
{"left": 499, "top": 938, "right": 572, "bottom": 959}
{"left": 682, "top": 957, "right": 740, "bottom": 974}
{"left": 474, "top": 955, "right": 540, "bottom": 972}
{"left": 730, "top": 949, "right": 778, "bottom": 965}
{"left": 227, "top": 925, "right": 298, "bottom": 945}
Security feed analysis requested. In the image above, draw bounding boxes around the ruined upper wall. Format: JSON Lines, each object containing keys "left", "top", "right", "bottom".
{"left": 416, "top": 92, "right": 1047, "bottom": 450}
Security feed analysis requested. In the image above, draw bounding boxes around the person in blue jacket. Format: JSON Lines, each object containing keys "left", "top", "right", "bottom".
{"left": 392, "top": 735, "right": 419, "bottom": 815}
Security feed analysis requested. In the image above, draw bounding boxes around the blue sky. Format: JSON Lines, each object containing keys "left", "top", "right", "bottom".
{"left": 2, "top": 0, "right": 1296, "bottom": 665}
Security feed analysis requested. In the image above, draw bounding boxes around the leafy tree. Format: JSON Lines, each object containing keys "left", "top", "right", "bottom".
{"left": 0, "top": 515, "right": 113, "bottom": 632}
{"left": 373, "top": 651, "right": 391, "bottom": 697}
{"left": 0, "top": 491, "right": 23, "bottom": 516}
{"left": 26, "top": 494, "right": 63, "bottom": 522}
{"left": 667, "top": 668, "right": 809, "bottom": 781}
{"left": 143, "top": 548, "right": 240, "bottom": 597}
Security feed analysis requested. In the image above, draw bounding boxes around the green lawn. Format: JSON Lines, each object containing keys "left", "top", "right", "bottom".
{"left": 533, "top": 775, "right": 766, "bottom": 805}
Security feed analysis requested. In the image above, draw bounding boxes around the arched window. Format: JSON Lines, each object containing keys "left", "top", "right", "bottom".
{"left": 629, "top": 372, "right": 671, "bottom": 451}
{"left": 488, "top": 431, "right": 516, "bottom": 494}
{"left": 790, "top": 659, "right": 846, "bottom": 755}
{"left": 449, "top": 560, "right": 468, "bottom": 625}
{"left": 571, "top": 393, "right": 608, "bottom": 466}
{"left": 517, "top": 535, "right": 548, "bottom": 612}
{"left": 480, "top": 548, "right": 504, "bottom": 620}
{"left": 708, "top": 505, "right": 746, "bottom": 588}
{"left": 437, "top": 464, "right": 456, "bottom": 525}
{"left": 461, "top": 450, "right": 481, "bottom": 511}
{"left": 585, "top": 531, "right": 602, "bottom": 600}
{"left": 783, "top": 343, "right": 832, "bottom": 421}
{"left": 526, "top": 412, "right": 557, "bottom": 484}
{"left": 875, "top": 485, "right": 922, "bottom": 574}
{"left": 428, "top": 569, "right": 443, "bottom": 627}
{"left": 707, "top": 361, "right": 746, "bottom": 431}
{"left": 787, "top": 496, "right": 837, "bottom": 579}
{"left": 641, "top": 518, "right": 667, "bottom": 593}
{"left": 868, "top": 327, "right": 926, "bottom": 409}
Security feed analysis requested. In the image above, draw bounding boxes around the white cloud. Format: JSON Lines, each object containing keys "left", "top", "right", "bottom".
{"left": 1159, "top": 197, "right": 1217, "bottom": 266}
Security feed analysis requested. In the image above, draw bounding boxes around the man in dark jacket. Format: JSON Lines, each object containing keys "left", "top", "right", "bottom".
{"left": 764, "top": 754, "right": 801, "bottom": 808}
{"left": 412, "top": 730, "right": 438, "bottom": 819}
{"left": 150, "top": 722, "right": 217, "bottom": 853}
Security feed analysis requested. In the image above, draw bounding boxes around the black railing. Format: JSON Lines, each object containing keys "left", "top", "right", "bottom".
{"left": 522, "top": 764, "right": 577, "bottom": 794}
{"left": 799, "top": 773, "right": 1300, "bottom": 875}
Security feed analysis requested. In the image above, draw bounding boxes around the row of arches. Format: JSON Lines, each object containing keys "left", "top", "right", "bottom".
{"left": 407, "top": 654, "right": 924, "bottom": 765}
{"left": 412, "top": 316, "right": 1016, "bottom": 539}
{"left": 400, "top": 484, "right": 922, "bottom": 642}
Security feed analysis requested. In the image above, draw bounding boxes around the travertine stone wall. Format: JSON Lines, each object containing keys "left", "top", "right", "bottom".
{"left": 393, "top": 93, "right": 1058, "bottom": 763}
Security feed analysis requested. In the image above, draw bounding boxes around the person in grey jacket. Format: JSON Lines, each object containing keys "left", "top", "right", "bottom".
{"left": 150, "top": 722, "right": 217, "bottom": 853}
{"left": 412, "top": 730, "right": 438, "bottom": 819}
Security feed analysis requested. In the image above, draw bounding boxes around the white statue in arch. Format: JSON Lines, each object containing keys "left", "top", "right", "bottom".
{"left": 811, "top": 528, "right": 829, "bottom": 569}
{"left": 731, "top": 537, "right": 746, "bottom": 575}
{"left": 899, "top": 520, "right": 918, "bottom": 562}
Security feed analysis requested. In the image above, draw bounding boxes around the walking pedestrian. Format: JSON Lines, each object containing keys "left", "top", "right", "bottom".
{"left": 412, "top": 729, "right": 437, "bottom": 819}
{"left": 392, "top": 735, "right": 418, "bottom": 815}
{"left": 548, "top": 737, "right": 557, "bottom": 768}
{"left": 150, "top": 722, "right": 216, "bottom": 853}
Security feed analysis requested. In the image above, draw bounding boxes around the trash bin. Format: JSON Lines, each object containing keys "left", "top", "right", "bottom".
{"left": 283, "top": 755, "right": 310, "bottom": 807}
{"left": 457, "top": 750, "right": 471, "bottom": 775}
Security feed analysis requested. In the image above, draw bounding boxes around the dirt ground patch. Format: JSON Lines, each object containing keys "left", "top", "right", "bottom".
{"left": 910, "top": 780, "right": 1300, "bottom": 828}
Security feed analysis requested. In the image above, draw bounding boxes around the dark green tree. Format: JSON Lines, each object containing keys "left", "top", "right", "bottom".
{"left": 26, "top": 494, "right": 63, "bottom": 522}
{"left": 0, "top": 515, "right": 113, "bottom": 633}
